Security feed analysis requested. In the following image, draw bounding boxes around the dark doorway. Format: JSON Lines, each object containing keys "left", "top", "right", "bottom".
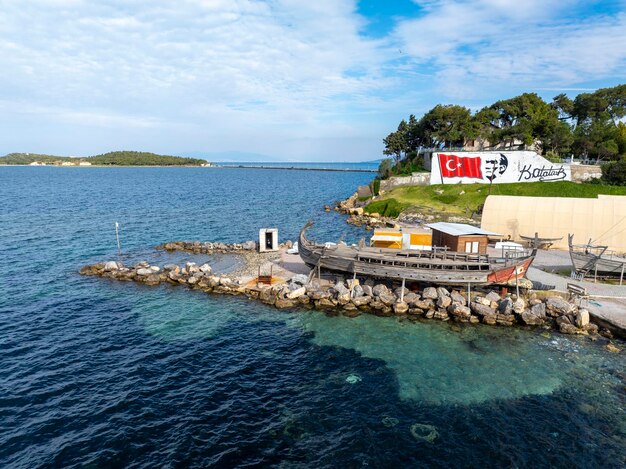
{"left": 265, "top": 232, "right": 273, "bottom": 249}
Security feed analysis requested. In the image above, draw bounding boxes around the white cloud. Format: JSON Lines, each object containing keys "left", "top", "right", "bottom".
{"left": 396, "top": 1, "right": 626, "bottom": 99}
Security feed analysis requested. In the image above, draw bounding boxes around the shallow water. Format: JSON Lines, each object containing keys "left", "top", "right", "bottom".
{"left": 1, "top": 167, "right": 624, "bottom": 468}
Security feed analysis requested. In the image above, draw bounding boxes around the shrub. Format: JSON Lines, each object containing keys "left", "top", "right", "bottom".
{"left": 601, "top": 160, "right": 626, "bottom": 185}
{"left": 364, "top": 198, "right": 407, "bottom": 218}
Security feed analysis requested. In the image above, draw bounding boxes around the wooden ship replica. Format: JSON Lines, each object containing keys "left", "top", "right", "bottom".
{"left": 299, "top": 222, "right": 536, "bottom": 287}
{"left": 568, "top": 234, "right": 626, "bottom": 281}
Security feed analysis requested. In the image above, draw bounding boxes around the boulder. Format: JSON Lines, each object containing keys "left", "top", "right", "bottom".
{"left": 583, "top": 323, "right": 599, "bottom": 334}
{"left": 448, "top": 304, "right": 471, "bottom": 319}
{"left": 575, "top": 309, "right": 590, "bottom": 328}
{"left": 352, "top": 285, "right": 365, "bottom": 297}
{"left": 474, "top": 296, "right": 491, "bottom": 306}
{"left": 372, "top": 284, "right": 390, "bottom": 297}
{"left": 436, "top": 296, "right": 452, "bottom": 309}
{"left": 556, "top": 315, "right": 572, "bottom": 327}
{"left": 351, "top": 296, "right": 371, "bottom": 307}
{"left": 521, "top": 310, "right": 544, "bottom": 326}
{"left": 287, "top": 286, "right": 306, "bottom": 299}
{"left": 404, "top": 292, "right": 420, "bottom": 305}
{"left": 450, "top": 291, "right": 465, "bottom": 304}
{"left": 347, "top": 278, "right": 360, "bottom": 290}
{"left": 422, "top": 287, "right": 438, "bottom": 299}
{"left": 308, "top": 289, "right": 330, "bottom": 300}
{"left": 498, "top": 298, "right": 513, "bottom": 315}
{"left": 315, "top": 298, "right": 336, "bottom": 309}
{"left": 242, "top": 240, "right": 256, "bottom": 250}
{"left": 290, "top": 274, "right": 309, "bottom": 286}
{"left": 485, "top": 291, "right": 501, "bottom": 303}
{"left": 275, "top": 298, "right": 296, "bottom": 309}
{"left": 545, "top": 296, "right": 574, "bottom": 316}
{"left": 559, "top": 323, "right": 580, "bottom": 335}
{"left": 361, "top": 285, "right": 373, "bottom": 297}
{"left": 470, "top": 302, "right": 495, "bottom": 317}
{"left": 393, "top": 302, "right": 409, "bottom": 315}
{"left": 337, "top": 293, "right": 351, "bottom": 305}
{"left": 199, "top": 263, "right": 212, "bottom": 274}
{"left": 394, "top": 286, "right": 409, "bottom": 298}
{"left": 378, "top": 292, "right": 397, "bottom": 306}
{"left": 512, "top": 298, "right": 525, "bottom": 314}
{"left": 136, "top": 268, "right": 152, "bottom": 276}
{"left": 433, "top": 311, "right": 449, "bottom": 320}
{"left": 285, "top": 240, "right": 293, "bottom": 249}
{"left": 436, "top": 287, "right": 450, "bottom": 298}
{"left": 531, "top": 302, "right": 546, "bottom": 318}
{"left": 332, "top": 282, "right": 350, "bottom": 297}
{"left": 187, "top": 276, "right": 199, "bottom": 285}
{"left": 496, "top": 314, "right": 515, "bottom": 326}
{"left": 163, "top": 264, "right": 179, "bottom": 273}
{"left": 413, "top": 299, "right": 435, "bottom": 310}
{"left": 482, "top": 314, "right": 497, "bottom": 325}
{"left": 104, "top": 261, "right": 120, "bottom": 272}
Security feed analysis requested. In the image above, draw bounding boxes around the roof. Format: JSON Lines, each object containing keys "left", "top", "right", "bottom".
{"left": 425, "top": 222, "right": 502, "bottom": 237}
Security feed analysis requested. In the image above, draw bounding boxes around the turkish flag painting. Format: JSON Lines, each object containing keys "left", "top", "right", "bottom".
{"left": 438, "top": 154, "right": 483, "bottom": 179}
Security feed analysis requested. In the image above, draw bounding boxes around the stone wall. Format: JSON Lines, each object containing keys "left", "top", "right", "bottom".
{"left": 570, "top": 164, "right": 602, "bottom": 182}
{"left": 380, "top": 172, "right": 430, "bottom": 191}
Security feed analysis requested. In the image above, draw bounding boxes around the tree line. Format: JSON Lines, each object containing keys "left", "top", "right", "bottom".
{"left": 0, "top": 151, "right": 208, "bottom": 166}
{"left": 383, "top": 84, "right": 626, "bottom": 164}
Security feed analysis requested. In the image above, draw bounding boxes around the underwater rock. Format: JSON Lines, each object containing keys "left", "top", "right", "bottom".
{"left": 345, "top": 374, "right": 362, "bottom": 384}
{"left": 410, "top": 423, "right": 439, "bottom": 443}
{"left": 381, "top": 417, "right": 399, "bottom": 428}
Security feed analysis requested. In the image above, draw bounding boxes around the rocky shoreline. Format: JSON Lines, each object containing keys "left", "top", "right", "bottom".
{"left": 79, "top": 245, "right": 621, "bottom": 349}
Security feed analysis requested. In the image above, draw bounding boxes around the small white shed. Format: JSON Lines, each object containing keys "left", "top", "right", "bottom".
{"left": 259, "top": 228, "right": 278, "bottom": 252}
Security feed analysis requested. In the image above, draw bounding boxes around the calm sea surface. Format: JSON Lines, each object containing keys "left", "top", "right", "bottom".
{"left": 0, "top": 167, "right": 624, "bottom": 468}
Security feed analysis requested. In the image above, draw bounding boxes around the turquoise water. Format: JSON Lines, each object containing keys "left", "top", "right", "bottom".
{"left": 1, "top": 166, "right": 624, "bottom": 467}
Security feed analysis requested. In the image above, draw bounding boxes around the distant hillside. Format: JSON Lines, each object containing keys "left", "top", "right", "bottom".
{"left": 0, "top": 151, "right": 208, "bottom": 166}
{"left": 88, "top": 151, "right": 206, "bottom": 166}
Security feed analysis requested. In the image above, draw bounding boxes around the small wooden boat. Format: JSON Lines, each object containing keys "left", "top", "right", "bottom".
{"left": 299, "top": 222, "right": 536, "bottom": 286}
{"left": 568, "top": 234, "right": 626, "bottom": 278}
{"left": 519, "top": 233, "right": 563, "bottom": 249}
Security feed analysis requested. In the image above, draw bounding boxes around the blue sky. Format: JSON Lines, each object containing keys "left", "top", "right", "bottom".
{"left": 1, "top": 0, "right": 624, "bottom": 161}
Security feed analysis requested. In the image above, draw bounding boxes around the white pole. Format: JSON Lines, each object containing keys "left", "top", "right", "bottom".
{"left": 115, "top": 222, "right": 121, "bottom": 258}
{"left": 620, "top": 263, "right": 624, "bottom": 286}
{"left": 400, "top": 278, "right": 405, "bottom": 302}
{"left": 467, "top": 282, "right": 471, "bottom": 307}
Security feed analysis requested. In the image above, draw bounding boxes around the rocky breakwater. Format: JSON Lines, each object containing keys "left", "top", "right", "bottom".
{"left": 80, "top": 260, "right": 617, "bottom": 342}
{"left": 156, "top": 240, "right": 259, "bottom": 254}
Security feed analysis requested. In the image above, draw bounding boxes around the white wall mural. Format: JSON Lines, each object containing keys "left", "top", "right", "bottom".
{"left": 430, "top": 151, "right": 571, "bottom": 185}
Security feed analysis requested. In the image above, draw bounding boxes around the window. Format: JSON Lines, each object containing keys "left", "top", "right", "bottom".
{"left": 464, "top": 241, "right": 479, "bottom": 253}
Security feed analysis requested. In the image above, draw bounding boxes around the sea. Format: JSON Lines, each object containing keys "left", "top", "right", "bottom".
{"left": 0, "top": 165, "right": 624, "bottom": 468}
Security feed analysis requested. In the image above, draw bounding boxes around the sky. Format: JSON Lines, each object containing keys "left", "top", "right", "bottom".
{"left": 0, "top": 0, "right": 625, "bottom": 161}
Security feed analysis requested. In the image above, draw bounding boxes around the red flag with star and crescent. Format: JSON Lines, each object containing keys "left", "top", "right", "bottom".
{"left": 438, "top": 154, "right": 483, "bottom": 179}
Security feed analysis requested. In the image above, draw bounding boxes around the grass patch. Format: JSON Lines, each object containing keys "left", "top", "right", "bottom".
{"left": 364, "top": 198, "right": 409, "bottom": 218}
{"left": 375, "top": 181, "right": 626, "bottom": 217}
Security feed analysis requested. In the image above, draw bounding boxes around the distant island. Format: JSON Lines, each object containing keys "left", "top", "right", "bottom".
{"left": 0, "top": 151, "right": 211, "bottom": 166}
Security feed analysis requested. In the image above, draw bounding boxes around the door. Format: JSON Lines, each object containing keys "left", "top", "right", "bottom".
{"left": 265, "top": 232, "right": 273, "bottom": 249}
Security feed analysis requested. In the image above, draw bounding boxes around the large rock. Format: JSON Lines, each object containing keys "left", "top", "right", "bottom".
{"left": 575, "top": 309, "right": 590, "bottom": 328}
{"left": 404, "top": 292, "right": 420, "bottom": 305}
{"left": 559, "top": 323, "right": 580, "bottom": 335}
{"left": 372, "top": 284, "right": 390, "bottom": 297}
{"left": 275, "top": 298, "right": 296, "bottom": 309}
{"left": 351, "top": 296, "right": 371, "bottom": 307}
{"left": 422, "top": 287, "right": 438, "bottom": 299}
{"left": 413, "top": 299, "right": 435, "bottom": 311}
{"left": 333, "top": 282, "right": 350, "bottom": 297}
{"left": 471, "top": 302, "right": 495, "bottom": 317}
{"left": 394, "top": 286, "right": 409, "bottom": 298}
{"left": 448, "top": 304, "right": 471, "bottom": 319}
{"left": 482, "top": 314, "right": 497, "bottom": 325}
{"left": 450, "top": 291, "right": 465, "bottom": 304}
{"left": 290, "top": 274, "right": 309, "bottom": 286}
{"left": 163, "top": 264, "right": 179, "bottom": 273}
{"left": 199, "top": 263, "right": 212, "bottom": 274}
{"left": 436, "top": 296, "right": 452, "bottom": 309}
{"left": 393, "top": 302, "right": 409, "bottom": 315}
{"left": 361, "top": 285, "right": 373, "bottom": 297}
{"left": 498, "top": 298, "right": 513, "bottom": 315}
{"left": 104, "top": 261, "right": 120, "bottom": 272}
{"left": 378, "top": 292, "right": 397, "bottom": 306}
{"left": 436, "top": 287, "right": 450, "bottom": 298}
{"left": 521, "top": 310, "right": 544, "bottom": 326}
{"left": 545, "top": 296, "right": 574, "bottom": 316}
{"left": 287, "top": 286, "right": 306, "bottom": 299}
{"left": 352, "top": 285, "right": 365, "bottom": 297}
{"left": 512, "top": 298, "right": 525, "bottom": 314}
{"left": 531, "top": 302, "right": 546, "bottom": 318}
{"left": 136, "top": 268, "right": 152, "bottom": 276}
{"left": 186, "top": 262, "right": 199, "bottom": 274}
{"left": 485, "top": 291, "right": 501, "bottom": 303}
{"left": 242, "top": 240, "right": 256, "bottom": 250}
